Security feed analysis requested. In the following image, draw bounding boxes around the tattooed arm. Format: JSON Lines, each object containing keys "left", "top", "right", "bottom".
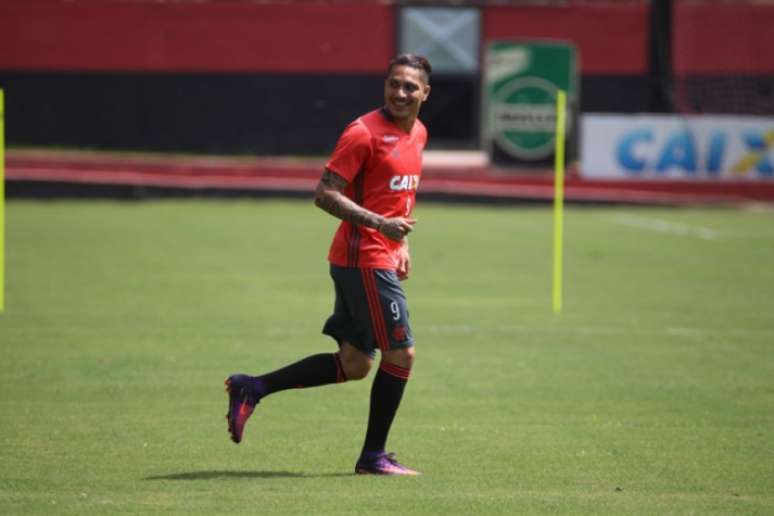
{"left": 314, "top": 169, "right": 382, "bottom": 229}
{"left": 314, "top": 168, "right": 415, "bottom": 242}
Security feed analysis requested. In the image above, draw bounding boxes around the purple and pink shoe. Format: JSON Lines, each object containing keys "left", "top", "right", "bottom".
{"left": 355, "top": 452, "right": 420, "bottom": 476}
{"left": 224, "top": 374, "right": 259, "bottom": 444}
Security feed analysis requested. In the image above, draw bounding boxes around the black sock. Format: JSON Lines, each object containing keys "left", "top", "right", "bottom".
{"left": 361, "top": 361, "right": 411, "bottom": 455}
{"left": 254, "top": 353, "right": 346, "bottom": 398}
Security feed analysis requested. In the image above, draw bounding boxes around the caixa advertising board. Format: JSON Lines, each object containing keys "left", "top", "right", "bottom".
{"left": 581, "top": 114, "right": 774, "bottom": 180}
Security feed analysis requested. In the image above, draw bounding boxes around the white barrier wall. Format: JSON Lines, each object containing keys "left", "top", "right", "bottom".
{"left": 581, "top": 114, "right": 774, "bottom": 180}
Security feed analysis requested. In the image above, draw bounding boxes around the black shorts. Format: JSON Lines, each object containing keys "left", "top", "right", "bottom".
{"left": 322, "top": 264, "right": 414, "bottom": 358}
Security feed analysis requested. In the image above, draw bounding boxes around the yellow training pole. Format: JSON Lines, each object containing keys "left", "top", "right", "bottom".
{"left": 552, "top": 90, "right": 566, "bottom": 314}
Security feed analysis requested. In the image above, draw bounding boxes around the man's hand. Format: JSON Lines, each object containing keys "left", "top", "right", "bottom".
{"left": 396, "top": 238, "right": 411, "bottom": 280}
{"left": 378, "top": 217, "right": 416, "bottom": 242}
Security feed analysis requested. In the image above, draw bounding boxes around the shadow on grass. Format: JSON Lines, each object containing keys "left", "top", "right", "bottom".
{"left": 144, "top": 470, "right": 352, "bottom": 481}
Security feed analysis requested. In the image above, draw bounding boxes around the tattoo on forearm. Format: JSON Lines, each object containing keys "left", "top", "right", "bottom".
{"left": 315, "top": 170, "right": 384, "bottom": 229}
{"left": 319, "top": 169, "right": 347, "bottom": 189}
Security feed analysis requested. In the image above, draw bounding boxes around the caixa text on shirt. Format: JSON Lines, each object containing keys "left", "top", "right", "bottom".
{"left": 389, "top": 175, "right": 420, "bottom": 191}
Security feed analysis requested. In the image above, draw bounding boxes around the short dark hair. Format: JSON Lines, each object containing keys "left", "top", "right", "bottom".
{"left": 388, "top": 54, "right": 432, "bottom": 82}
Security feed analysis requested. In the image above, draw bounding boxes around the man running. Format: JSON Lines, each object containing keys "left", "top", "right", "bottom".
{"left": 225, "top": 53, "right": 431, "bottom": 476}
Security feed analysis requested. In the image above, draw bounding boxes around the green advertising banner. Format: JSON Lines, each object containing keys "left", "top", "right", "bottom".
{"left": 484, "top": 41, "right": 578, "bottom": 167}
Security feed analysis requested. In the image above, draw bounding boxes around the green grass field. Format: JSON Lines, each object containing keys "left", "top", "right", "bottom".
{"left": 1, "top": 199, "right": 773, "bottom": 514}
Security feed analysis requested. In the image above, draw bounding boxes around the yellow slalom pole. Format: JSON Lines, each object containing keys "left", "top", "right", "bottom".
{"left": 552, "top": 90, "right": 566, "bottom": 314}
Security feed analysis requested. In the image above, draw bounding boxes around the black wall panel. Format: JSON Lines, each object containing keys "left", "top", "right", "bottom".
{"left": 0, "top": 72, "right": 648, "bottom": 154}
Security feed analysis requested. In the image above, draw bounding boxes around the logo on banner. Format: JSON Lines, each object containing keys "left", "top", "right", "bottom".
{"left": 492, "top": 77, "right": 560, "bottom": 160}
{"left": 616, "top": 127, "right": 774, "bottom": 177}
{"left": 730, "top": 130, "right": 774, "bottom": 175}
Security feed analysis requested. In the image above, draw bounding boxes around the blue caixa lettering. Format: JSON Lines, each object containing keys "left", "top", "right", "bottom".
{"left": 615, "top": 128, "right": 772, "bottom": 177}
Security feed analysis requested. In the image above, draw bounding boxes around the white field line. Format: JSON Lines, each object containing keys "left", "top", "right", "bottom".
{"left": 417, "top": 324, "right": 774, "bottom": 338}
{"left": 418, "top": 324, "right": 635, "bottom": 337}
{"left": 614, "top": 214, "right": 720, "bottom": 240}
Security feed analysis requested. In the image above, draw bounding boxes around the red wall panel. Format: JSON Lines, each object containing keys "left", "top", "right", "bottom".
{"left": 674, "top": 3, "right": 774, "bottom": 74}
{"left": 0, "top": 1, "right": 394, "bottom": 72}
{"left": 484, "top": 4, "right": 648, "bottom": 75}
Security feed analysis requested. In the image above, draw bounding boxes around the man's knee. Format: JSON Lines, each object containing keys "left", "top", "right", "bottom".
{"left": 343, "top": 358, "right": 371, "bottom": 380}
{"left": 338, "top": 342, "right": 373, "bottom": 381}
{"left": 382, "top": 346, "right": 415, "bottom": 369}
